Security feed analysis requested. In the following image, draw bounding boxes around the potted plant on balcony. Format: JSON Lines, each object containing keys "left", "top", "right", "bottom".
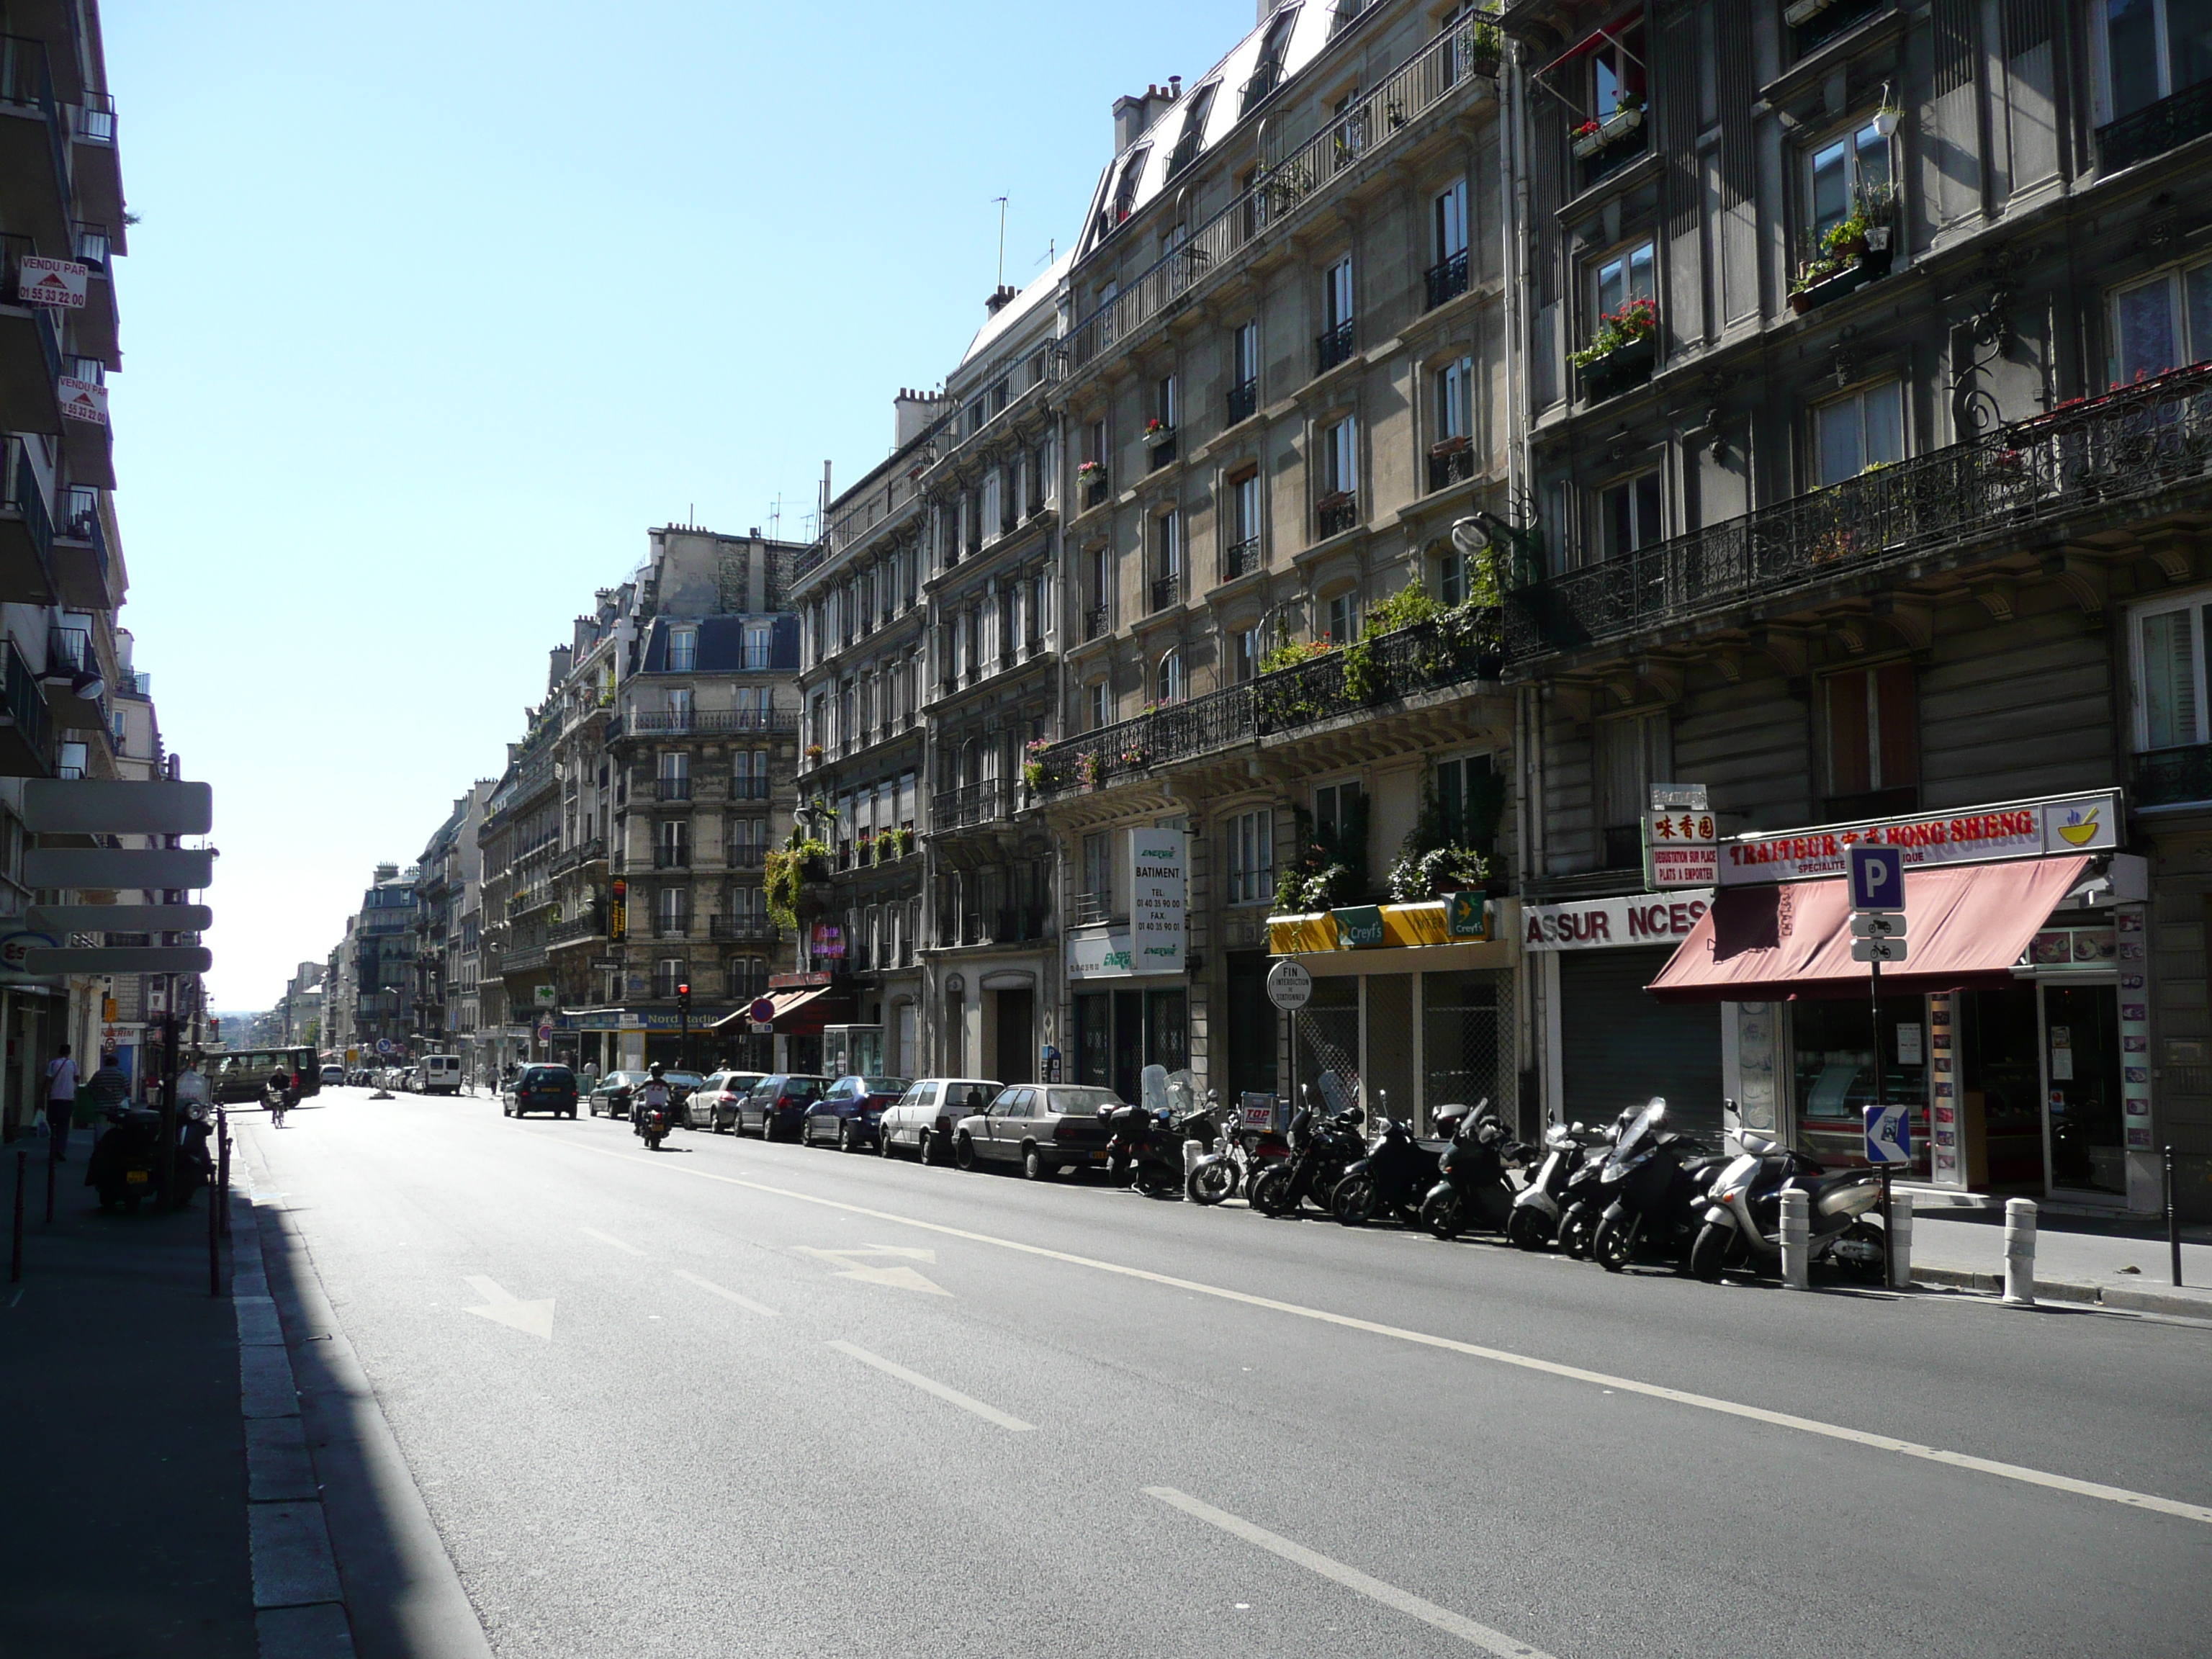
{"left": 875, "top": 829, "right": 897, "bottom": 865}
{"left": 897, "top": 824, "right": 915, "bottom": 855}
{"left": 1462, "top": 17, "right": 1502, "bottom": 76}
{"left": 804, "top": 742, "right": 824, "bottom": 764}
{"left": 1020, "top": 737, "right": 1049, "bottom": 793}
{"left": 1143, "top": 417, "right": 1174, "bottom": 448}
{"left": 1079, "top": 750, "right": 1104, "bottom": 789}
{"left": 1078, "top": 459, "right": 1107, "bottom": 491}
{"left": 1571, "top": 295, "right": 1658, "bottom": 396}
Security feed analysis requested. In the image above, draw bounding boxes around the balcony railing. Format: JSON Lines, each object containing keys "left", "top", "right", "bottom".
{"left": 1316, "top": 320, "right": 1354, "bottom": 375}
{"left": 1227, "top": 379, "right": 1258, "bottom": 426}
{"left": 1424, "top": 248, "right": 1470, "bottom": 310}
{"left": 726, "top": 842, "right": 768, "bottom": 871}
{"left": 1, "top": 638, "right": 52, "bottom": 771}
{"left": 1084, "top": 606, "right": 1110, "bottom": 642}
{"left": 1427, "top": 444, "right": 1475, "bottom": 493}
{"left": 1149, "top": 572, "right": 1182, "bottom": 613}
{"left": 709, "top": 915, "right": 777, "bottom": 941}
{"left": 0, "top": 37, "right": 69, "bottom": 217}
{"left": 547, "top": 914, "right": 603, "bottom": 945}
{"left": 1084, "top": 477, "right": 1110, "bottom": 511}
{"left": 729, "top": 776, "right": 770, "bottom": 801}
{"left": 653, "top": 845, "right": 692, "bottom": 869}
{"left": 1029, "top": 611, "right": 1502, "bottom": 801}
{"left": 2099, "top": 79, "right": 2212, "bottom": 174}
{"left": 1316, "top": 493, "right": 1359, "bottom": 539}
{"left": 619, "top": 707, "right": 793, "bottom": 737}
{"left": 932, "top": 779, "right": 1009, "bottom": 832}
{"left": 1506, "top": 360, "right": 2212, "bottom": 662}
{"left": 1222, "top": 535, "right": 1262, "bottom": 580}
{"left": 652, "top": 917, "right": 692, "bottom": 940}
{"left": 653, "top": 776, "right": 692, "bottom": 801}
{"left": 940, "top": 906, "right": 1050, "bottom": 948}
{"left": 1062, "top": 19, "right": 1486, "bottom": 381}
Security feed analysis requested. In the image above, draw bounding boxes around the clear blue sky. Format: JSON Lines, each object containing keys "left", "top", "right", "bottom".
{"left": 104, "top": 0, "right": 1253, "bottom": 1010}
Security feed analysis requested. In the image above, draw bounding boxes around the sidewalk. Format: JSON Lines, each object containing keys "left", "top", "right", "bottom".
{"left": 1907, "top": 1202, "right": 2212, "bottom": 1316}
{"left": 0, "top": 1140, "right": 256, "bottom": 1659}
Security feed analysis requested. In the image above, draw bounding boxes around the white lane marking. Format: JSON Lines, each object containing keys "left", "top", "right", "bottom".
{"left": 571, "top": 1143, "right": 2212, "bottom": 1526}
{"left": 1146, "top": 1487, "right": 1555, "bottom": 1658}
{"left": 580, "top": 1226, "right": 644, "bottom": 1255}
{"left": 826, "top": 1340, "right": 1035, "bottom": 1431}
{"left": 672, "top": 1268, "right": 778, "bottom": 1317}
{"left": 793, "top": 1245, "right": 949, "bottom": 1296}
{"left": 461, "top": 1275, "right": 555, "bottom": 1341}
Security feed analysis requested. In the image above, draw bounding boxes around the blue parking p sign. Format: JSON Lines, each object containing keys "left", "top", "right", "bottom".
{"left": 1848, "top": 844, "right": 1905, "bottom": 912}
{"left": 1865, "top": 1102, "right": 1911, "bottom": 1165}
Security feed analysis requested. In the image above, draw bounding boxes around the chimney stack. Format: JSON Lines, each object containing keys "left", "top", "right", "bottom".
{"left": 1112, "top": 80, "right": 1181, "bottom": 156}
{"left": 894, "top": 387, "right": 943, "bottom": 449}
{"left": 984, "top": 284, "right": 1020, "bottom": 315}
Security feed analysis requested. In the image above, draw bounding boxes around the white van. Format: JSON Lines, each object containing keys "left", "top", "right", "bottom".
{"left": 420, "top": 1055, "right": 464, "bottom": 1096}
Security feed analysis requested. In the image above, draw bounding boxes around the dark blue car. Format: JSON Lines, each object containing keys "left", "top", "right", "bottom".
{"left": 801, "top": 1075, "right": 911, "bottom": 1151}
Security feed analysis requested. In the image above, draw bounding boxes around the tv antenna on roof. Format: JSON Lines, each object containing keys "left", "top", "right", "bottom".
{"left": 992, "top": 196, "right": 1008, "bottom": 289}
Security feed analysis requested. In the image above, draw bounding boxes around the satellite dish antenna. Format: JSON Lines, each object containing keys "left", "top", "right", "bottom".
{"left": 1449, "top": 516, "right": 1493, "bottom": 558}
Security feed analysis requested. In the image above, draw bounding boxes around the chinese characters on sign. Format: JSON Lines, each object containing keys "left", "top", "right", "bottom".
{"left": 1716, "top": 792, "right": 2120, "bottom": 885}
{"left": 1645, "top": 808, "right": 1718, "bottom": 889}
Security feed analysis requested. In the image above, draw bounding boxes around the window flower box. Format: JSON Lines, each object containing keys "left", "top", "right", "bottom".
{"left": 1428, "top": 434, "right": 1472, "bottom": 459}
{"left": 1571, "top": 104, "right": 1643, "bottom": 160}
{"left": 1570, "top": 295, "right": 1658, "bottom": 400}
{"left": 1787, "top": 246, "right": 1894, "bottom": 315}
{"left": 1784, "top": 0, "right": 1838, "bottom": 23}
{"left": 1143, "top": 421, "right": 1176, "bottom": 449}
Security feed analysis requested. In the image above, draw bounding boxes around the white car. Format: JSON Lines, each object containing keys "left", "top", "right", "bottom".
{"left": 876, "top": 1077, "right": 1002, "bottom": 1165}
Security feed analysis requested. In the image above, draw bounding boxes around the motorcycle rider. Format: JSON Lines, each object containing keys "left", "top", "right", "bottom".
{"left": 634, "top": 1063, "right": 673, "bottom": 1137}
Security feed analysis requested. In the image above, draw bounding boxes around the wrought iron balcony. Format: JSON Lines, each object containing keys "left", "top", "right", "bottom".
{"left": 1506, "top": 361, "right": 2212, "bottom": 664}
{"left": 726, "top": 842, "right": 768, "bottom": 871}
{"left": 709, "top": 915, "right": 777, "bottom": 941}
{"left": 652, "top": 776, "right": 692, "bottom": 801}
{"left": 1149, "top": 573, "right": 1182, "bottom": 613}
{"left": 2099, "top": 78, "right": 2212, "bottom": 174}
{"left": 1222, "top": 536, "right": 1262, "bottom": 580}
{"left": 1316, "top": 493, "right": 1359, "bottom": 539}
{"left": 2133, "top": 743, "right": 2212, "bottom": 809}
{"left": 1084, "top": 477, "right": 1110, "bottom": 511}
{"left": 932, "top": 779, "right": 1008, "bottom": 832}
{"left": 547, "top": 914, "right": 603, "bottom": 945}
{"left": 1424, "top": 248, "right": 1469, "bottom": 310}
{"left": 1316, "top": 320, "right": 1354, "bottom": 375}
{"left": 1084, "top": 605, "right": 1110, "bottom": 642}
{"left": 619, "top": 706, "right": 793, "bottom": 737}
{"left": 1227, "top": 379, "right": 1258, "bottom": 426}
{"left": 652, "top": 917, "right": 692, "bottom": 940}
{"left": 1427, "top": 444, "right": 1475, "bottom": 493}
{"left": 653, "top": 845, "right": 691, "bottom": 870}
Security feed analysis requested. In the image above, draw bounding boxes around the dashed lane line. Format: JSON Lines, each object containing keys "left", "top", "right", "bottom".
{"left": 826, "top": 1340, "right": 1035, "bottom": 1431}
{"left": 568, "top": 1142, "right": 2212, "bottom": 1527}
{"left": 671, "top": 1268, "right": 778, "bottom": 1317}
{"left": 1145, "top": 1487, "right": 1556, "bottom": 1658}
{"left": 580, "top": 1226, "right": 645, "bottom": 1255}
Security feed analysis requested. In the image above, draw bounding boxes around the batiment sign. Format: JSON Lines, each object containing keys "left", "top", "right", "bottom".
{"left": 1523, "top": 891, "right": 1712, "bottom": 952}
{"left": 1125, "top": 827, "right": 1187, "bottom": 974}
{"left": 1717, "top": 791, "right": 2120, "bottom": 886}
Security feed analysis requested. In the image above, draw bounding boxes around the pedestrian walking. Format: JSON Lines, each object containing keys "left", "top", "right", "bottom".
{"left": 43, "top": 1043, "right": 78, "bottom": 1161}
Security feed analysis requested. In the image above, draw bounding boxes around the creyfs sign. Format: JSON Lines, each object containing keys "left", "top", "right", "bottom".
{"left": 1523, "top": 891, "right": 1711, "bottom": 952}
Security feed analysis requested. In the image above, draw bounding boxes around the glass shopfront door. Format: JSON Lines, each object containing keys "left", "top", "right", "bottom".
{"left": 2044, "top": 981, "right": 2124, "bottom": 1197}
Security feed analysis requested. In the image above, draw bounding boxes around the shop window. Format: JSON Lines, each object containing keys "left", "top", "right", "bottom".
{"left": 1227, "top": 808, "right": 1274, "bottom": 904}
{"left": 1791, "top": 997, "right": 1931, "bottom": 1177}
{"left": 1597, "top": 470, "right": 1663, "bottom": 560}
{"left": 2101, "top": 0, "right": 2212, "bottom": 125}
{"left": 1823, "top": 662, "right": 1919, "bottom": 819}
{"left": 2111, "top": 258, "right": 2212, "bottom": 386}
{"left": 1814, "top": 381, "right": 1905, "bottom": 485}
{"left": 1595, "top": 711, "right": 1671, "bottom": 870}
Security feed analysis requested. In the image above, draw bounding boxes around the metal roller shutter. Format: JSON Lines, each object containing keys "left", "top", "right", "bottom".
{"left": 1560, "top": 946, "right": 1725, "bottom": 1141}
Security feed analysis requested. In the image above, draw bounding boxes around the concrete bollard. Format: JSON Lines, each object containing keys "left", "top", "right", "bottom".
{"left": 2002, "top": 1197, "right": 2038, "bottom": 1306}
{"left": 1887, "top": 1188, "right": 1913, "bottom": 1290}
{"left": 1780, "top": 1187, "right": 1810, "bottom": 1290}
{"left": 1182, "top": 1139, "right": 1205, "bottom": 1183}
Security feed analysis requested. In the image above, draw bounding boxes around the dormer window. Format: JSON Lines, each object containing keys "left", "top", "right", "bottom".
{"left": 1166, "top": 81, "right": 1219, "bottom": 177}
{"left": 667, "top": 627, "right": 697, "bottom": 673}
{"left": 1243, "top": 6, "right": 1301, "bottom": 114}
{"left": 1100, "top": 145, "right": 1151, "bottom": 239}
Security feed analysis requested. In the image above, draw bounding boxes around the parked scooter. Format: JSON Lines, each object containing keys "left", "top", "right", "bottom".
{"left": 1507, "top": 1119, "right": 1611, "bottom": 1251}
{"left": 1330, "top": 1092, "right": 1455, "bottom": 1228}
{"left": 1418, "top": 1101, "right": 1524, "bottom": 1240}
{"left": 85, "top": 1101, "right": 211, "bottom": 1212}
{"left": 640, "top": 1100, "right": 677, "bottom": 1151}
{"left": 1589, "top": 1099, "right": 1725, "bottom": 1272}
{"left": 1691, "top": 1128, "right": 1887, "bottom": 1282}
{"left": 1247, "top": 1084, "right": 1366, "bottom": 1218}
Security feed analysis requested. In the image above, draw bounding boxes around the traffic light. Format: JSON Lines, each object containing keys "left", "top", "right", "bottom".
{"left": 676, "top": 982, "right": 691, "bottom": 1012}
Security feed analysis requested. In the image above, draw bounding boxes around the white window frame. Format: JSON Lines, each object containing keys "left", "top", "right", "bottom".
{"left": 1595, "top": 468, "right": 1665, "bottom": 560}
{"left": 1226, "top": 807, "right": 1275, "bottom": 904}
{"left": 2094, "top": 0, "right": 2212, "bottom": 125}
{"left": 1327, "top": 590, "right": 1359, "bottom": 646}
{"left": 1156, "top": 648, "right": 1186, "bottom": 705}
{"left": 2110, "top": 256, "right": 2212, "bottom": 387}
{"left": 1592, "top": 238, "right": 1655, "bottom": 320}
{"left": 2131, "top": 585, "right": 2212, "bottom": 752}
{"left": 1812, "top": 379, "right": 1906, "bottom": 487}
{"left": 1434, "top": 354, "right": 1473, "bottom": 442}
{"left": 1804, "top": 119, "right": 1892, "bottom": 248}
{"left": 1433, "top": 176, "right": 1468, "bottom": 263}
{"left": 1324, "top": 256, "right": 1354, "bottom": 330}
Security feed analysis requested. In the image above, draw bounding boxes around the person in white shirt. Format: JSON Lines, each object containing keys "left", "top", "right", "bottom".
{"left": 634, "top": 1064, "right": 672, "bottom": 1137}
{"left": 43, "top": 1043, "right": 78, "bottom": 1161}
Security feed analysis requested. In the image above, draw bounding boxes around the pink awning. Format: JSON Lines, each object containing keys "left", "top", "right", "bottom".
{"left": 1646, "top": 855, "right": 2092, "bottom": 1003}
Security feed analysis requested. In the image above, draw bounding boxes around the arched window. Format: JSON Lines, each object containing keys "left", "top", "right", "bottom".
{"left": 1156, "top": 649, "right": 1185, "bottom": 704}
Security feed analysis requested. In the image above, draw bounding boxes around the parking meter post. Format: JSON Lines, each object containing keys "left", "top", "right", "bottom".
{"left": 1780, "top": 1187, "right": 1810, "bottom": 1289}
{"left": 2167, "top": 1145, "right": 2182, "bottom": 1287}
{"left": 217, "top": 1109, "right": 230, "bottom": 1239}
{"left": 1888, "top": 1186, "right": 1912, "bottom": 1289}
{"left": 2002, "top": 1197, "right": 2038, "bottom": 1306}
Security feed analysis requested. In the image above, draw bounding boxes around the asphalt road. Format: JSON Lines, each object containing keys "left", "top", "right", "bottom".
{"left": 239, "top": 1088, "right": 2212, "bottom": 1659}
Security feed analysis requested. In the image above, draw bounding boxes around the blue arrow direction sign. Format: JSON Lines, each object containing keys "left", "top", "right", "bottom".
{"left": 1847, "top": 844, "right": 1905, "bottom": 912}
{"left": 1864, "top": 1102, "right": 1912, "bottom": 1165}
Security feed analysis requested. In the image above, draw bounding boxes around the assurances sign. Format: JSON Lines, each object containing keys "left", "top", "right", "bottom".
{"left": 1126, "top": 827, "right": 1187, "bottom": 974}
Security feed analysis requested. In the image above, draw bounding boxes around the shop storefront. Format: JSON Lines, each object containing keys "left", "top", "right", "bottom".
{"left": 1067, "top": 828, "right": 1189, "bottom": 1102}
{"left": 1649, "top": 791, "right": 2152, "bottom": 1208}
{"left": 706, "top": 974, "right": 855, "bottom": 1074}
{"left": 1265, "top": 895, "right": 1521, "bottom": 1135}
{"left": 1523, "top": 890, "right": 1719, "bottom": 1140}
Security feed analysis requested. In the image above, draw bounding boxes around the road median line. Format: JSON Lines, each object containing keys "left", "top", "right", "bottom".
{"left": 826, "top": 1339, "right": 1035, "bottom": 1431}
{"left": 567, "top": 1141, "right": 2212, "bottom": 1526}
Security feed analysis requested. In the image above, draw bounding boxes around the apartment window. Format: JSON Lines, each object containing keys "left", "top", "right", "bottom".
{"left": 1434, "top": 752, "right": 1493, "bottom": 848}
{"left": 1327, "top": 590, "right": 1359, "bottom": 646}
{"left": 2136, "top": 590, "right": 2212, "bottom": 752}
{"left": 1166, "top": 78, "right": 1219, "bottom": 176}
{"left": 1102, "top": 144, "right": 1150, "bottom": 235}
{"left": 1594, "top": 240, "right": 1655, "bottom": 320}
{"left": 2103, "top": 0, "right": 2212, "bottom": 123}
{"left": 1232, "top": 624, "right": 1261, "bottom": 683}
{"left": 1234, "top": 320, "right": 1259, "bottom": 398}
{"left": 2113, "top": 258, "right": 2212, "bottom": 385}
{"left": 1324, "top": 416, "right": 1357, "bottom": 495}
{"left": 734, "top": 749, "right": 769, "bottom": 799}
{"left": 1434, "top": 355, "right": 1473, "bottom": 442}
{"left": 655, "top": 957, "right": 686, "bottom": 998}
{"left": 1088, "top": 681, "right": 1111, "bottom": 730}
{"left": 1596, "top": 712, "right": 1671, "bottom": 869}
{"left": 1599, "top": 472, "right": 1664, "bottom": 559}
{"left": 663, "top": 687, "right": 693, "bottom": 728}
{"left": 1156, "top": 649, "right": 1186, "bottom": 705}
{"left": 981, "top": 472, "right": 1002, "bottom": 544}
{"left": 727, "top": 956, "right": 766, "bottom": 999}
{"left": 1325, "top": 257, "right": 1354, "bottom": 331}
{"left": 1152, "top": 509, "right": 1182, "bottom": 608}
{"left": 1156, "top": 375, "right": 1177, "bottom": 431}
{"left": 1432, "top": 177, "right": 1468, "bottom": 264}
{"left": 1313, "top": 780, "right": 1363, "bottom": 851}
{"left": 1823, "top": 663, "right": 1920, "bottom": 815}
{"left": 1814, "top": 381, "right": 1905, "bottom": 485}
{"left": 655, "top": 889, "right": 691, "bottom": 936}
{"left": 1808, "top": 120, "right": 1892, "bottom": 247}
{"left": 729, "top": 818, "right": 768, "bottom": 864}
{"left": 1439, "top": 549, "right": 1468, "bottom": 607}
{"left": 1082, "top": 831, "right": 1114, "bottom": 914}
{"left": 657, "top": 751, "right": 691, "bottom": 799}
{"left": 1222, "top": 808, "right": 1274, "bottom": 904}
{"left": 655, "top": 819, "right": 691, "bottom": 868}
{"left": 1590, "top": 23, "right": 1647, "bottom": 120}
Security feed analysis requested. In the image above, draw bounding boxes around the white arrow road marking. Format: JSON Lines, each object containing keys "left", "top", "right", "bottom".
{"left": 793, "top": 1246, "right": 949, "bottom": 1296}
{"left": 570, "top": 1141, "right": 2212, "bottom": 1528}
{"left": 827, "top": 1341, "right": 1033, "bottom": 1431}
{"left": 461, "top": 1275, "right": 555, "bottom": 1341}
{"left": 1145, "top": 1488, "right": 1556, "bottom": 1658}
{"left": 580, "top": 1227, "right": 644, "bottom": 1254}
{"left": 672, "top": 1269, "right": 778, "bottom": 1317}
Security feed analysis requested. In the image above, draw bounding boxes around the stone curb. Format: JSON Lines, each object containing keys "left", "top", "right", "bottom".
{"left": 1911, "top": 1260, "right": 2212, "bottom": 1316}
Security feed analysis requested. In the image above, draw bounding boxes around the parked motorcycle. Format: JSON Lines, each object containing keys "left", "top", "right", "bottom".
{"left": 1507, "top": 1119, "right": 1611, "bottom": 1251}
{"left": 1247, "top": 1086, "right": 1366, "bottom": 1218}
{"left": 1185, "top": 1092, "right": 1260, "bottom": 1205}
{"left": 1330, "top": 1094, "right": 1455, "bottom": 1228}
{"left": 1417, "top": 1101, "right": 1524, "bottom": 1240}
{"left": 85, "top": 1102, "right": 211, "bottom": 1212}
{"left": 1589, "top": 1099, "right": 1726, "bottom": 1272}
{"left": 1690, "top": 1128, "right": 1887, "bottom": 1282}
{"left": 1553, "top": 1106, "right": 1647, "bottom": 1257}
